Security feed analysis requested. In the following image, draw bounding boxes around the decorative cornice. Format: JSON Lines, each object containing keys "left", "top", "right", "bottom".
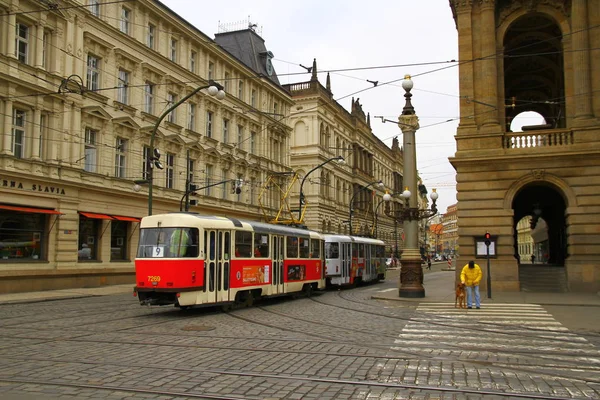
{"left": 497, "top": 0, "right": 570, "bottom": 27}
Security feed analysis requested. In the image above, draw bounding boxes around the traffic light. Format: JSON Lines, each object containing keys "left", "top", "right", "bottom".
{"left": 188, "top": 183, "right": 199, "bottom": 195}
{"left": 233, "top": 179, "right": 243, "bottom": 194}
{"left": 151, "top": 148, "right": 164, "bottom": 170}
{"left": 484, "top": 232, "right": 491, "bottom": 247}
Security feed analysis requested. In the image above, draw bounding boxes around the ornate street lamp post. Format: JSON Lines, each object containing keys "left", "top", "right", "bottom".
{"left": 146, "top": 80, "right": 225, "bottom": 216}
{"left": 395, "top": 75, "right": 439, "bottom": 298}
{"left": 298, "top": 156, "right": 345, "bottom": 224}
{"left": 348, "top": 180, "right": 384, "bottom": 235}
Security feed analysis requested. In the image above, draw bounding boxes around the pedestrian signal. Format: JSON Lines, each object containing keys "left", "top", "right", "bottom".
{"left": 484, "top": 232, "right": 491, "bottom": 247}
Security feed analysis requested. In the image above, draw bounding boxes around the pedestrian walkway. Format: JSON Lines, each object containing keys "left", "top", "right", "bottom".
{"left": 392, "top": 302, "right": 600, "bottom": 384}
{"left": 0, "top": 284, "right": 133, "bottom": 305}
{"left": 373, "top": 267, "right": 600, "bottom": 332}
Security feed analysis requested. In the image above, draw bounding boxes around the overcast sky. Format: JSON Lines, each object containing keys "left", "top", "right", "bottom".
{"left": 162, "top": 0, "right": 460, "bottom": 213}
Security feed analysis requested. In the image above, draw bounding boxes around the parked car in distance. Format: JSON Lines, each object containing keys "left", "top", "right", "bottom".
{"left": 434, "top": 255, "right": 443, "bottom": 262}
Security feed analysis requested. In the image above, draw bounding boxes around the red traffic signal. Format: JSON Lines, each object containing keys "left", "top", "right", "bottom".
{"left": 484, "top": 232, "right": 491, "bottom": 239}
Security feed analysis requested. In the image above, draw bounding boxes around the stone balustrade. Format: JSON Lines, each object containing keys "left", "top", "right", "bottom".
{"left": 504, "top": 129, "right": 574, "bottom": 149}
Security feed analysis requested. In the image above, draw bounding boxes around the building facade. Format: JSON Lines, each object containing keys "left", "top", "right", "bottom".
{"left": 0, "top": 0, "right": 406, "bottom": 293}
{"left": 442, "top": 203, "right": 458, "bottom": 257}
{"left": 0, "top": 0, "right": 295, "bottom": 293}
{"left": 449, "top": 0, "right": 600, "bottom": 292}
{"left": 283, "top": 62, "right": 403, "bottom": 255}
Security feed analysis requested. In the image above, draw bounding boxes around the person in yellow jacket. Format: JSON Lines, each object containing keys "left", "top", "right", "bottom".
{"left": 460, "top": 260, "right": 482, "bottom": 309}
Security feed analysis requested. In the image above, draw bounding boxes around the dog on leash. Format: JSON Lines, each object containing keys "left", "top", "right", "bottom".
{"left": 455, "top": 282, "right": 467, "bottom": 309}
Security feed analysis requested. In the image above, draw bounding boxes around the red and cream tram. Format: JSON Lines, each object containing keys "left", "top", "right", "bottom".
{"left": 134, "top": 213, "right": 325, "bottom": 309}
{"left": 324, "top": 234, "right": 386, "bottom": 286}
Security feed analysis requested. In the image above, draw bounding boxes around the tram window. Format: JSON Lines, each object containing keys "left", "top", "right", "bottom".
{"left": 209, "top": 231, "right": 216, "bottom": 259}
{"left": 224, "top": 232, "right": 230, "bottom": 261}
{"left": 310, "top": 239, "right": 321, "bottom": 258}
{"left": 286, "top": 236, "right": 298, "bottom": 258}
{"left": 234, "top": 231, "right": 252, "bottom": 257}
{"left": 299, "top": 237, "right": 309, "bottom": 258}
{"left": 254, "top": 233, "right": 269, "bottom": 258}
{"left": 358, "top": 243, "right": 365, "bottom": 258}
{"left": 325, "top": 242, "right": 339, "bottom": 259}
{"left": 352, "top": 245, "right": 358, "bottom": 258}
{"left": 168, "top": 228, "right": 199, "bottom": 258}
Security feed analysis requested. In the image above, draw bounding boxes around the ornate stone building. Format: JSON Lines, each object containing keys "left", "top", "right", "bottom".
{"left": 442, "top": 203, "right": 458, "bottom": 256}
{"left": 283, "top": 61, "right": 403, "bottom": 254}
{"left": 0, "top": 0, "right": 405, "bottom": 293}
{"left": 449, "top": 0, "right": 599, "bottom": 292}
{"left": 0, "top": 0, "right": 293, "bottom": 292}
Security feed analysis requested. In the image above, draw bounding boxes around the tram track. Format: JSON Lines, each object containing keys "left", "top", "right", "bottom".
{"left": 0, "top": 360, "right": 597, "bottom": 400}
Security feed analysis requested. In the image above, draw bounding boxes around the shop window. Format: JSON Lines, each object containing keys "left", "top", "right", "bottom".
{"left": 0, "top": 211, "right": 46, "bottom": 261}
{"left": 78, "top": 217, "right": 100, "bottom": 261}
{"left": 111, "top": 220, "right": 128, "bottom": 261}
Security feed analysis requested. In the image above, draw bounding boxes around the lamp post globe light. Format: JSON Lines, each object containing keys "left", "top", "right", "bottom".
{"left": 395, "top": 75, "right": 439, "bottom": 298}
{"left": 348, "top": 180, "right": 384, "bottom": 235}
{"left": 372, "top": 191, "right": 393, "bottom": 238}
{"left": 145, "top": 80, "right": 225, "bottom": 216}
{"left": 298, "top": 156, "right": 345, "bottom": 225}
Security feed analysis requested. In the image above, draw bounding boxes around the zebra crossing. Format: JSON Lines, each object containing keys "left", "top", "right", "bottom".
{"left": 393, "top": 302, "right": 599, "bottom": 357}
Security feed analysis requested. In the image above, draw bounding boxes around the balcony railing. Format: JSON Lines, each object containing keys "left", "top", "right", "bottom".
{"left": 504, "top": 129, "right": 573, "bottom": 149}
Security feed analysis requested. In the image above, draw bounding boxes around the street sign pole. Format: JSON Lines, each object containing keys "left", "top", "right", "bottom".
{"left": 484, "top": 231, "right": 492, "bottom": 299}
{"left": 486, "top": 244, "right": 491, "bottom": 298}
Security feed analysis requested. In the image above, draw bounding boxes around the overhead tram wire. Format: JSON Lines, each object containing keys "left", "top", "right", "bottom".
{"left": 0, "top": 0, "right": 135, "bottom": 16}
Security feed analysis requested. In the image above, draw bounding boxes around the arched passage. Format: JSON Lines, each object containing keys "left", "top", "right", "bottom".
{"left": 512, "top": 184, "right": 567, "bottom": 268}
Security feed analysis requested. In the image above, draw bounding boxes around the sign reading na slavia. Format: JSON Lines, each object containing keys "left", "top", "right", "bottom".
{"left": 1, "top": 179, "right": 66, "bottom": 195}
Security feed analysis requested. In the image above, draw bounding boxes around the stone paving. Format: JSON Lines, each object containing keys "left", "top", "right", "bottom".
{"left": 0, "top": 271, "right": 598, "bottom": 399}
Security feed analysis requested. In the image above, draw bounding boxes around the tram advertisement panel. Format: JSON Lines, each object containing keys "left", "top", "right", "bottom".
{"left": 241, "top": 264, "right": 269, "bottom": 285}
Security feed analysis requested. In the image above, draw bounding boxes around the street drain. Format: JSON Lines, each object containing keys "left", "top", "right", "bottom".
{"left": 181, "top": 325, "right": 216, "bottom": 331}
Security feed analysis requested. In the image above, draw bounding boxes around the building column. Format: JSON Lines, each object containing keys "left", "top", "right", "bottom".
{"left": 61, "top": 102, "right": 72, "bottom": 163}
{"left": 7, "top": 10, "right": 17, "bottom": 58}
{"left": 31, "top": 107, "right": 41, "bottom": 159}
{"left": 34, "top": 22, "right": 45, "bottom": 68}
{"left": 455, "top": 4, "right": 476, "bottom": 130}
{"left": 480, "top": 0, "right": 499, "bottom": 128}
{"left": 572, "top": 0, "right": 593, "bottom": 120}
{"left": 2, "top": 100, "right": 13, "bottom": 154}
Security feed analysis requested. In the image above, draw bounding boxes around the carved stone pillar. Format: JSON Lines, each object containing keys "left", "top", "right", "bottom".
{"left": 480, "top": 0, "right": 499, "bottom": 128}
{"left": 572, "top": 0, "right": 593, "bottom": 120}
{"left": 2, "top": 100, "right": 13, "bottom": 154}
{"left": 31, "top": 108, "right": 42, "bottom": 159}
{"left": 453, "top": 1, "right": 476, "bottom": 129}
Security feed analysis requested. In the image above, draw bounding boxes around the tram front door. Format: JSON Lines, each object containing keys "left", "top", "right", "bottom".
{"left": 205, "top": 229, "right": 231, "bottom": 303}
{"left": 271, "top": 235, "right": 285, "bottom": 295}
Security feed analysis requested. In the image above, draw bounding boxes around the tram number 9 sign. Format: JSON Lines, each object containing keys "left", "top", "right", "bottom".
{"left": 152, "top": 246, "right": 165, "bottom": 257}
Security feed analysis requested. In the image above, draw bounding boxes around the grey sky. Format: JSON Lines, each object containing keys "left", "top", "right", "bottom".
{"left": 163, "top": 0, "right": 460, "bottom": 213}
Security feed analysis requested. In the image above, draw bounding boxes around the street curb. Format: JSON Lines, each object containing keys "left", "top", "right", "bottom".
{"left": 0, "top": 294, "right": 96, "bottom": 306}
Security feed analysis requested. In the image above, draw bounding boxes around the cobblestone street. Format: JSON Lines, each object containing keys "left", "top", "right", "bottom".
{"left": 0, "top": 270, "right": 599, "bottom": 399}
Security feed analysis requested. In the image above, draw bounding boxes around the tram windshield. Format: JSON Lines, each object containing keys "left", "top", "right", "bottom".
{"left": 137, "top": 227, "right": 199, "bottom": 258}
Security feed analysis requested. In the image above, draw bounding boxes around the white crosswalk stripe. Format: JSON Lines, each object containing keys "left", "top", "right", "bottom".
{"left": 393, "top": 303, "right": 599, "bottom": 355}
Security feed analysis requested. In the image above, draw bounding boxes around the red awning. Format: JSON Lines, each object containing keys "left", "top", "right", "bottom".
{"left": 79, "top": 212, "right": 114, "bottom": 220}
{"left": 112, "top": 215, "right": 141, "bottom": 222}
{"left": 0, "top": 204, "right": 63, "bottom": 215}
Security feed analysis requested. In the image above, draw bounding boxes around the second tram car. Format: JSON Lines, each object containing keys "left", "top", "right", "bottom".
{"left": 323, "top": 235, "right": 386, "bottom": 286}
{"left": 134, "top": 213, "right": 325, "bottom": 309}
